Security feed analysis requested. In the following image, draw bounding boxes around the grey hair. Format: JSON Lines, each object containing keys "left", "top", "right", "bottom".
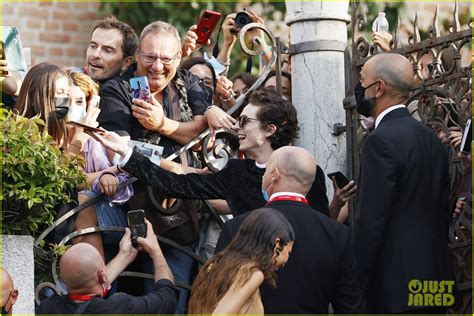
{"left": 139, "top": 21, "right": 181, "bottom": 47}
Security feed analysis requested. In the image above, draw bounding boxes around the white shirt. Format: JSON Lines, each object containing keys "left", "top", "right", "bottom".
{"left": 374, "top": 104, "right": 406, "bottom": 129}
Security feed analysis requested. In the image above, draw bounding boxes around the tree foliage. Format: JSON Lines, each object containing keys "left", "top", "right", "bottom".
{"left": 1, "top": 109, "right": 86, "bottom": 236}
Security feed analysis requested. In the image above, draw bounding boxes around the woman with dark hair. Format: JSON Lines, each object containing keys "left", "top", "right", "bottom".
{"left": 180, "top": 57, "right": 217, "bottom": 102}
{"left": 15, "top": 63, "right": 71, "bottom": 148}
{"left": 262, "top": 70, "right": 292, "bottom": 101}
{"left": 14, "top": 63, "right": 99, "bottom": 155}
{"left": 188, "top": 208, "right": 295, "bottom": 314}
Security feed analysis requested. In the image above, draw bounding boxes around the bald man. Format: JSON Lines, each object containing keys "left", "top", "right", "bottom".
{"left": 216, "top": 146, "right": 362, "bottom": 313}
{"left": 353, "top": 53, "right": 453, "bottom": 313}
{"left": 38, "top": 222, "right": 178, "bottom": 314}
{"left": 1, "top": 268, "right": 18, "bottom": 315}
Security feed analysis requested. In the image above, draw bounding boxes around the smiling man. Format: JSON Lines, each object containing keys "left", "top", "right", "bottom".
{"left": 85, "top": 17, "right": 138, "bottom": 83}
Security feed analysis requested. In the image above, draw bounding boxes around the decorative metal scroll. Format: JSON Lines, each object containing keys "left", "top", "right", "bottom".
{"left": 35, "top": 22, "right": 280, "bottom": 297}
{"left": 348, "top": 1, "right": 472, "bottom": 313}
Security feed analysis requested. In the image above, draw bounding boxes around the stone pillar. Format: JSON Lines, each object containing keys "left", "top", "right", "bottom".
{"left": 285, "top": 1, "right": 350, "bottom": 196}
{"left": 1, "top": 235, "right": 35, "bottom": 315}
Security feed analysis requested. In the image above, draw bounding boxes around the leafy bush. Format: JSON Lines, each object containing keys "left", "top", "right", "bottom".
{"left": 0, "top": 108, "right": 85, "bottom": 236}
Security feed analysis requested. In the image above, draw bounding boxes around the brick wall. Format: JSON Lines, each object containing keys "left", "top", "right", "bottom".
{"left": 2, "top": 1, "right": 100, "bottom": 67}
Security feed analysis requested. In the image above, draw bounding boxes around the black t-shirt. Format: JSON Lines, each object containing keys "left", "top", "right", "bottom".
{"left": 37, "top": 279, "right": 178, "bottom": 314}
{"left": 123, "top": 149, "right": 330, "bottom": 216}
{"left": 97, "top": 64, "right": 209, "bottom": 155}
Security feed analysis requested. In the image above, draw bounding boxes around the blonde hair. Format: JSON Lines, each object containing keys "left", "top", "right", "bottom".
{"left": 67, "top": 71, "right": 99, "bottom": 102}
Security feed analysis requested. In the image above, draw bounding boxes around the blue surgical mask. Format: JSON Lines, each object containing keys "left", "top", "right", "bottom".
{"left": 261, "top": 187, "right": 270, "bottom": 201}
{"left": 261, "top": 168, "right": 275, "bottom": 201}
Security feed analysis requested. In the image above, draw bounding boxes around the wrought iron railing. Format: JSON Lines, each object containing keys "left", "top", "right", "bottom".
{"left": 34, "top": 21, "right": 281, "bottom": 302}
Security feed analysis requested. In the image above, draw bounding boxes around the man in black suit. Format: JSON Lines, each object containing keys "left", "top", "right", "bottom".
{"left": 353, "top": 53, "right": 454, "bottom": 313}
{"left": 216, "top": 146, "right": 362, "bottom": 313}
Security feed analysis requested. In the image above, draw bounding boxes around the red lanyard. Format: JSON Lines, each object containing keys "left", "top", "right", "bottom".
{"left": 268, "top": 195, "right": 309, "bottom": 205}
{"left": 68, "top": 294, "right": 96, "bottom": 302}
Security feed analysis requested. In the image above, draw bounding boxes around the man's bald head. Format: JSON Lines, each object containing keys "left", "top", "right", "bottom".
{"left": 2, "top": 268, "right": 14, "bottom": 293}
{"left": 364, "top": 53, "right": 416, "bottom": 100}
{"left": 2, "top": 268, "right": 18, "bottom": 313}
{"left": 267, "top": 146, "right": 316, "bottom": 195}
{"left": 60, "top": 243, "right": 105, "bottom": 291}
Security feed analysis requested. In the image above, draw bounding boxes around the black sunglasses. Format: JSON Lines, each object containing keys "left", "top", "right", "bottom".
{"left": 237, "top": 115, "right": 259, "bottom": 128}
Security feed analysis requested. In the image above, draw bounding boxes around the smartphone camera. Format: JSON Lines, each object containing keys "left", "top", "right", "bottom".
{"left": 235, "top": 11, "right": 251, "bottom": 28}
{"left": 203, "top": 13, "right": 211, "bottom": 20}
{"left": 127, "top": 210, "right": 147, "bottom": 248}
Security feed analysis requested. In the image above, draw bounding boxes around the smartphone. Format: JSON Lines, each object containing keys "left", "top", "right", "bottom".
{"left": 327, "top": 171, "right": 350, "bottom": 188}
{"left": 195, "top": 10, "right": 222, "bottom": 45}
{"left": 66, "top": 121, "right": 105, "bottom": 133}
{"left": 127, "top": 209, "right": 147, "bottom": 248}
{"left": 129, "top": 76, "right": 152, "bottom": 103}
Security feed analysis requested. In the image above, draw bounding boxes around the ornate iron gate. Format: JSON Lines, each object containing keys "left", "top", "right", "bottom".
{"left": 346, "top": 1, "right": 472, "bottom": 313}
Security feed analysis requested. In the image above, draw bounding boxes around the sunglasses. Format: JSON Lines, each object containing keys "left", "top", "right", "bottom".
{"left": 237, "top": 115, "right": 259, "bottom": 128}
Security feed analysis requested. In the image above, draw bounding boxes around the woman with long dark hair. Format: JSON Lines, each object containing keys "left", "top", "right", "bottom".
{"left": 188, "top": 208, "right": 295, "bottom": 314}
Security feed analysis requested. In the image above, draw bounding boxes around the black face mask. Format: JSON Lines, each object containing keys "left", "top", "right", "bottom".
{"left": 2, "top": 290, "right": 12, "bottom": 315}
{"left": 354, "top": 81, "right": 378, "bottom": 117}
{"left": 198, "top": 80, "right": 214, "bottom": 105}
{"left": 54, "top": 97, "right": 70, "bottom": 120}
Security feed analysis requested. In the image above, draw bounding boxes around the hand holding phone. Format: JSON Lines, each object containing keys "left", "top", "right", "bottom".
{"left": 127, "top": 210, "right": 147, "bottom": 248}
{"left": 327, "top": 171, "right": 350, "bottom": 189}
{"left": 195, "top": 10, "right": 222, "bottom": 45}
{"left": 130, "top": 77, "right": 152, "bottom": 103}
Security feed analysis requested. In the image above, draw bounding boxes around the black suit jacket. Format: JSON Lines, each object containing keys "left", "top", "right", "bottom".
{"left": 353, "top": 107, "right": 453, "bottom": 313}
{"left": 216, "top": 200, "right": 362, "bottom": 314}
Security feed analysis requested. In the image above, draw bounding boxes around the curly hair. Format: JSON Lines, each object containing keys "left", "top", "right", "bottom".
{"left": 244, "top": 90, "right": 300, "bottom": 150}
{"left": 67, "top": 71, "right": 99, "bottom": 102}
{"left": 188, "top": 208, "right": 295, "bottom": 314}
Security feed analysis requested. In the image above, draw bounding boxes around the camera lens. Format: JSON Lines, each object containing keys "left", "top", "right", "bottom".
{"left": 203, "top": 27, "right": 209, "bottom": 33}
{"left": 235, "top": 11, "right": 251, "bottom": 28}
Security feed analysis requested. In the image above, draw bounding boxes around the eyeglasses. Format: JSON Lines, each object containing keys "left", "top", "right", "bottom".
{"left": 237, "top": 115, "right": 259, "bottom": 128}
{"left": 138, "top": 48, "right": 180, "bottom": 66}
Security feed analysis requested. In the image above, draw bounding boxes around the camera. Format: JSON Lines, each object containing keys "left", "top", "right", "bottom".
{"left": 235, "top": 11, "right": 251, "bottom": 28}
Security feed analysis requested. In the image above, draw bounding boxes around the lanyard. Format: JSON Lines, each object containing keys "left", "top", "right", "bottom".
{"left": 268, "top": 195, "right": 309, "bottom": 205}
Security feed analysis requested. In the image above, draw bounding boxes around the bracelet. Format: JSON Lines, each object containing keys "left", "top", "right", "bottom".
{"left": 99, "top": 171, "right": 117, "bottom": 180}
{"left": 216, "top": 58, "right": 230, "bottom": 67}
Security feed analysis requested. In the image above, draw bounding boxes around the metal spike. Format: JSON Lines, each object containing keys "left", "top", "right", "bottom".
{"left": 453, "top": 0, "right": 461, "bottom": 33}
{"left": 413, "top": 12, "right": 421, "bottom": 43}
{"left": 432, "top": 5, "right": 440, "bottom": 38}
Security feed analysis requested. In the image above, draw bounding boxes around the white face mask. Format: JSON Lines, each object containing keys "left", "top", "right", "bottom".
{"left": 67, "top": 105, "right": 87, "bottom": 122}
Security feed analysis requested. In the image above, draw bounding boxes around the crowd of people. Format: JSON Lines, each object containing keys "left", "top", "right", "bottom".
{"left": 1, "top": 9, "right": 470, "bottom": 315}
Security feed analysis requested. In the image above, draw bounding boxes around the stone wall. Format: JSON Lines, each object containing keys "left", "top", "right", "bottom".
{"left": 1, "top": 235, "right": 35, "bottom": 315}
{"left": 2, "top": 1, "right": 100, "bottom": 67}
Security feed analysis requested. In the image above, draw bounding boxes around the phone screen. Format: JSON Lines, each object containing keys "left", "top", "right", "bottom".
{"left": 127, "top": 210, "right": 147, "bottom": 248}
{"left": 129, "top": 77, "right": 152, "bottom": 103}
